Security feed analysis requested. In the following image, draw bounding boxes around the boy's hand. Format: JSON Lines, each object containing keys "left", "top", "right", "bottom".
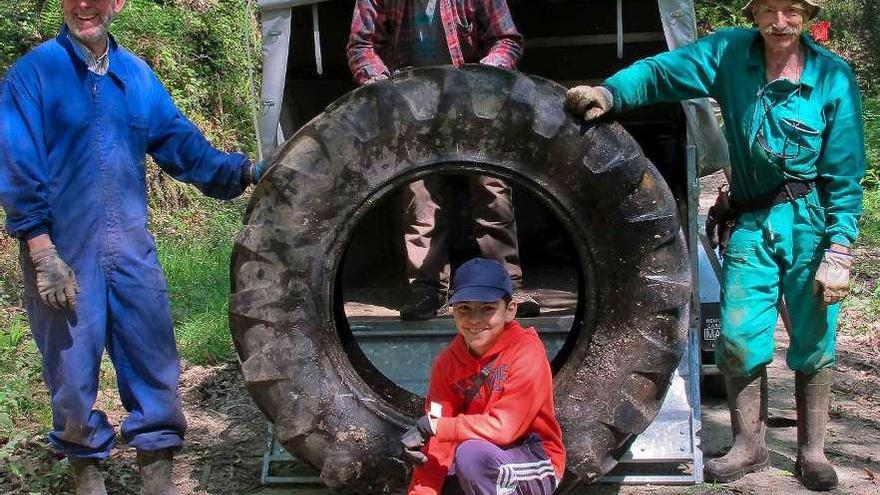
{"left": 400, "top": 415, "right": 435, "bottom": 465}
{"left": 401, "top": 445, "right": 428, "bottom": 465}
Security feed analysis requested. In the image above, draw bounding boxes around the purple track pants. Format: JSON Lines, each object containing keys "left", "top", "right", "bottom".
{"left": 442, "top": 434, "right": 558, "bottom": 495}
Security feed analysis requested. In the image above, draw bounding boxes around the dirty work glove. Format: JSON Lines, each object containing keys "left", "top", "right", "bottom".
{"left": 705, "top": 184, "right": 738, "bottom": 255}
{"left": 565, "top": 85, "right": 613, "bottom": 121}
{"left": 813, "top": 249, "right": 854, "bottom": 305}
{"left": 400, "top": 415, "right": 435, "bottom": 465}
{"left": 29, "top": 245, "right": 79, "bottom": 310}
{"left": 243, "top": 159, "right": 266, "bottom": 185}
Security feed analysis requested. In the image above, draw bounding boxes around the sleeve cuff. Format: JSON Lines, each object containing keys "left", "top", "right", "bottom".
{"left": 601, "top": 84, "right": 622, "bottom": 114}
{"left": 828, "top": 234, "right": 852, "bottom": 247}
{"left": 435, "top": 417, "right": 456, "bottom": 442}
{"left": 23, "top": 224, "right": 50, "bottom": 240}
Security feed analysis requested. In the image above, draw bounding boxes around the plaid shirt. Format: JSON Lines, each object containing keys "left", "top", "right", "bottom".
{"left": 347, "top": 0, "right": 523, "bottom": 85}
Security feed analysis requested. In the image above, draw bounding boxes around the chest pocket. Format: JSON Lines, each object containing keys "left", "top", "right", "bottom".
{"left": 129, "top": 117, "right": 149, "bottom": 150}
{"left": 754, "top": 96, "right": 825, "bottom": 176}
{"left": 779, "top": 116, "right": 822, "bottom": 153}
{"left": 127, "top": 117, "right": 150, "bottom": 180}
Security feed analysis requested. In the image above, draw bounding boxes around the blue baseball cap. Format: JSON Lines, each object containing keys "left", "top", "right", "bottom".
{"left": 449, "top": 258, "right": 513, "bottom": 304}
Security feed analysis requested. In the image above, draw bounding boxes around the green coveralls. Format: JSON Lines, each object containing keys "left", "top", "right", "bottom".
{"left": 603, "top": 28, "right": 865, "bottom": 377}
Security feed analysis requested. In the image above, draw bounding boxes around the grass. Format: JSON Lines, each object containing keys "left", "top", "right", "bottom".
{"left": 0, "top": 310, "right": 50, "bottom": 442}
{"left": 153, "top": 198, "right": 246, "bottom": 365}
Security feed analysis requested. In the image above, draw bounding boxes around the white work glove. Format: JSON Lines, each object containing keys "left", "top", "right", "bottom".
{"left": 565, "top": 85, "right": 614, "bottom": 121}
{"left": 813, "top": 249, "right": 854, "bottom": 305}
{"left": 30, "top": 245, "right": 79, "bottom": 310}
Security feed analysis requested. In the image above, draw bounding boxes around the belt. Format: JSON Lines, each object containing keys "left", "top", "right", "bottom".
{"left": 731, "top": 180, "right": 815, "bottom": 213}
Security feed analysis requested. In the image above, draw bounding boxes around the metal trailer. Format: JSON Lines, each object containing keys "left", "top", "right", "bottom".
{"left": 250, "top": 0, "right": 727, "bottom": 488}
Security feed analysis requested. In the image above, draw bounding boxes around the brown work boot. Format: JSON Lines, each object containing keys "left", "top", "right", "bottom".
{"left": 137, "top": 449, "right": 180, "bottom": 495}
{"left": 704, "top": 369, "right": 770, "bottom": 482}
{"left": 70, "top": 457, "right": 107, "bottom": 495}
{"left": 795, "top": 370, "right": 838, "bottom": 491}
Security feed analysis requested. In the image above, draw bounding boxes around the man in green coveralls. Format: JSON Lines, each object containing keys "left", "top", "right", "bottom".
{"left": 565, "top": 0, "right": 864, "bottom": 491}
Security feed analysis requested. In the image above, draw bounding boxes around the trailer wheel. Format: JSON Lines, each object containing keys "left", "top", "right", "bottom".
{"left": 229, "top": 65, "right": 691, "bottom": 492}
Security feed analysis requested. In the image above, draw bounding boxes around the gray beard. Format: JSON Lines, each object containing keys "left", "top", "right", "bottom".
{"left": 65, "top": 14, "right": 112, "bottom": 52}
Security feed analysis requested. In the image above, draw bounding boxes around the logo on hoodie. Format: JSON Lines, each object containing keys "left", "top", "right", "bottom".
{"left": 452, "top": 364, "right": 510, "bottom": 401}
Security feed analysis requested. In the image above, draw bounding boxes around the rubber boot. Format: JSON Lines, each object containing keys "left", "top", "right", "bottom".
{"left": 704, "top": 369, "right": 770, "bottom": 482}
{"left": 795, "top": 370, "right": 838, "bottom": 491}
{"left": 137, "top": 449, "right": 180, "bottom": 495}
{"left": 70, "top": 457, "right": 107, "bottom": 495}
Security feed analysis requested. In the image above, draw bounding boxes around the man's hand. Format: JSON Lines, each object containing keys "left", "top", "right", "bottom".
{"left": 706, "top": 184, "right": 737, "bottom": 255}
{"left": 29, "top": 245, "right": 79, "bottom": 310}
{"left": 400, "top": 415, "right": 435, "bottom": 465}
{"left": 565, "top": 85, "right": 613, "bottom": 121}
{"left": 813, "top": 248, "right": 854, "bottom": 305}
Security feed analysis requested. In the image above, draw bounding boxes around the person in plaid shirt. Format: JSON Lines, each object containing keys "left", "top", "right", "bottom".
{"left": 347, "top": 0, "right": 540, "bottom": 321}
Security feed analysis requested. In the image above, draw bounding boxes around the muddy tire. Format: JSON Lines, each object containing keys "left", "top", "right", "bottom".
{"left": 229, "top": 65, "right": 691, "bottom": 492}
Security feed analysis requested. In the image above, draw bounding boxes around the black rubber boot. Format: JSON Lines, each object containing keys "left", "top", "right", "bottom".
{"left": 137, "top": 449, "right": 180, "bottom": 495}
{"left": 70, "top": 457, "right": 107, "bottom": 495}
{"left": 400, "top": 287, "right": 445, "bottom": 321}
{"left": 795, "top": 370, "right": 838, "bottom": 491}
{"left": 704, "top": 369, "right": 770, "bottom": 482}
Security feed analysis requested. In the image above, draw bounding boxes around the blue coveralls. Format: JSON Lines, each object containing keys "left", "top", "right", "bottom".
{"left": 0, "top": 27, "right": 248, "bottom": 458}
{"left": 602, "top": 28, "right": 865, "bottom": 377}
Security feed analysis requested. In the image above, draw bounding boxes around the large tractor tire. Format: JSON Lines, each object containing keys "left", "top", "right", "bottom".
{"left": 229, "top": 65, "right": 691, "bottom": 492}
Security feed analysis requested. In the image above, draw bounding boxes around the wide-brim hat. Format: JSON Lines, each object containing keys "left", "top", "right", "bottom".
{"left": 742, "top": 0, "right": 821, "bottom": 21}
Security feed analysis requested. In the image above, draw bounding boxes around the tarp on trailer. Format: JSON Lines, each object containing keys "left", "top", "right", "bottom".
{"left": 255, "top": 0, "right": 730, "bottom": 176}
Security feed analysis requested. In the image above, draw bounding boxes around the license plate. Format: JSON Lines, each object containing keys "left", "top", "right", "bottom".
{"left": 702, "top": 317, "right": 721, "bottom": 341}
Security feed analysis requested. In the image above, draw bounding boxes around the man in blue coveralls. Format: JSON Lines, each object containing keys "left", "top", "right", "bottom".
{"left": 565, "top": 0, "right": 863, "bottom": 491}
{"left": 0, "top": 0, "right": 263, "bottom": 493}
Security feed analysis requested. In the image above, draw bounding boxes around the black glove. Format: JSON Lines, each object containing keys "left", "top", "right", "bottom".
{"left": 400, "top": 415, "right": 434, "bottom": 465}
{"left": 705, "top": 184, "right": 737, "bottom": 256}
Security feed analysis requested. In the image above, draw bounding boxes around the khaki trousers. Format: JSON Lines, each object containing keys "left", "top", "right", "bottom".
{"left": 404, "top": 175, "right": 522, "bottom": 292}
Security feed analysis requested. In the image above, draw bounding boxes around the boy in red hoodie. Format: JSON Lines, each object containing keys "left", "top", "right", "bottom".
{"left": 401, "top": 258, "right": 565, "bottom": 495}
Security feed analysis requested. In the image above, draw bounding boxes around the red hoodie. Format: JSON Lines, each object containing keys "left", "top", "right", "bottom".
{"left": 408, "top": 321, "right": 565, "bottom": 495}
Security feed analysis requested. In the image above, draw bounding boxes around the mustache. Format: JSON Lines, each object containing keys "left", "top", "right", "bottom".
{"left": 761, "top": 25, "right": 801, "bottom": 36}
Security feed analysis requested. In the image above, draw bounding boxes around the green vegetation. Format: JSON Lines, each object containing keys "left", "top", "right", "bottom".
{"left": 153, "top": 200, "right": 246, "bottom": 364}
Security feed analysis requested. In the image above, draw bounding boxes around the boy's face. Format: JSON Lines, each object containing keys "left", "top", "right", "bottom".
{"left": 452, "top": 299, "right": 517, "bottom": 356}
